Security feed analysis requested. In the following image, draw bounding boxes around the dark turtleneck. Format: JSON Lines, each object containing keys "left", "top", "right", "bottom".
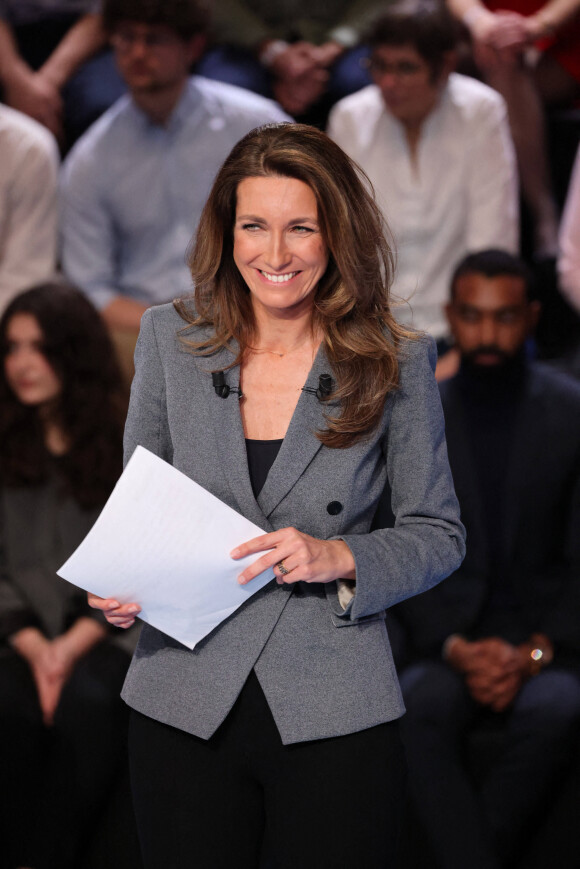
{"left": 455, "top": 350, "right": 529, "bottom": 634}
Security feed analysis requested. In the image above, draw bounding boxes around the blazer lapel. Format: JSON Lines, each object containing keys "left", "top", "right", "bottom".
{"left": 257, "top": 344, "right": 334, "bottom": 519}
{"left": 201, "top": 342, "right": 335, "bottom": 525}
{"left": 199, "top": 345, "right": 272, "bottom": 531}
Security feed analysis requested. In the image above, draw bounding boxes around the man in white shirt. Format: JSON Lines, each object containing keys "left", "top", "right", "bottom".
{"left": 0, "top": 103, "right": 58, "bottom": 311}
{"left": 61, "top": 0, "right": 290, "bottom": 370}
{"left": 328, "top": 0, "right": 519, "bottom": 353}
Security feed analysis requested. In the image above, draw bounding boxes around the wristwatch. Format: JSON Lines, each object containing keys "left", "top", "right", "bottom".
{"left": 528, "top": 636, "right": 554, "bottom": 676}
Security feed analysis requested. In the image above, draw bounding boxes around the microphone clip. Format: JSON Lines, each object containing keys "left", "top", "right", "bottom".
{"left": 212, "top": 371, "right": 243, "bottom": 399}
{"left": 302, "top": 373, "right": 333, "bottom": 401}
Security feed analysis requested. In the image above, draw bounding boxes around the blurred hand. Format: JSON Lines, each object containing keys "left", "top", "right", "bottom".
{"left": 467, "top": 667, "right": 523, "bottom": 710}
{"left": 469, "top": 8, "right": 528, "bottom": 49}
{"left": 270, "top": 42, "right": 320, "bottom": 81}
{"left": 11, "top": 630, "right": 70, "bottom": 725}
{"left": 523, "top": 12, "right": 554, "bottom": 40}
{"left": 3, "top": 68, "right": 63, "bottom": 140}
{"left": 312, "top": 41, "right": 344, "bottom": 68}
{"left": 447, "top": 636, "right": 526, "bottom": 710}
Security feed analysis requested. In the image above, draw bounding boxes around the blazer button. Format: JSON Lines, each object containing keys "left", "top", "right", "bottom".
{"left": 327, "top": 501, "right": 343, "bottom": 515}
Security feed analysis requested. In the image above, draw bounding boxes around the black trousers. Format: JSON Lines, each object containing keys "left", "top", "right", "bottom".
{"left": 129, "top": 670, "right": 407, "bottom": 869}
{"left": 400, "top": 661, "right": 580, "bottom": 869}
{"left": 0, "top": 642, "right": 131, "bottom": 869}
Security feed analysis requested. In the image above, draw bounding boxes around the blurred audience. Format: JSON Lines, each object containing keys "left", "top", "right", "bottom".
{"left": 391, "top": 249, "right": 580, "bottom": 869}
{"left": 328, "top": 0, "right": 518, "bottom": 364}
{"left": 0, "top": 104, "right": 59, "bottom": 315}
{"left": 559, "top": 142, "right": 580, "bottom": 313}
{"left": 447, "top": 0, "right": 580, "bottom": 258}
{"left": 196, "top": 0, "right": 381, "bottom": 122}
{"left": 60, "top": 0, "right": 289, "bottom": 377}
{"left": 0, "top": 282, "right": 132, "bottom": 869}
{"left": 0, "top": 1, "right": 125, "bottom": 149}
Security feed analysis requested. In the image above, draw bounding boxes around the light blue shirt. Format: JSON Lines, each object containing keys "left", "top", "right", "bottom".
{"left": 60, "top": 77, "right": 290, "bottom": 310}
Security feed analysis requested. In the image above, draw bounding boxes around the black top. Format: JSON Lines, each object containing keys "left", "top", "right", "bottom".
{"left": 245, "top": 438, "right": 283, "bottom": 498}
{"left": 455, "top": 354, "right": 527, "bottom": 634}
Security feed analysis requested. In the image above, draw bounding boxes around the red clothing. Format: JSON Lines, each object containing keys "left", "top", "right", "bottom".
{"left": 485, "top": 0, "right": 580, "bottom": 81}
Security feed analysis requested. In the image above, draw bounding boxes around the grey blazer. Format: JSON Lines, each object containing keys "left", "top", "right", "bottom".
{"left": 121, "top": 303, "right": 465, "bottom": 744}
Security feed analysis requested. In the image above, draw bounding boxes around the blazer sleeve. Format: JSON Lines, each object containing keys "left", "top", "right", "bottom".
{"left": 338, "top": 336, "right": 466, "bottom": 620}
{"left": 123, "top": 307, "right": 174, "bottom": 469}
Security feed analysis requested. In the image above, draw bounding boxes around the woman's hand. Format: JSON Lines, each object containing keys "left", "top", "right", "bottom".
{"left": 32, "top": 651, "right": 66, "bottom": 726}
{"left": 231, "top": 527, "right": 356, "bottom": 586}
{"left": 9, "top": 628, "right": 67, "bottom": 725}
{"left": 87, "top": 594, "right": 141, "bottom": 629}
{"left": 10, "top": 618, "right": 111, "bottom": 725}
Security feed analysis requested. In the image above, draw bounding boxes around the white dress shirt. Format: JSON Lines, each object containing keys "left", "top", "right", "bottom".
{"left": 559, "top": 144, "right": 580, "bottom": 314}
{"left": 60, "top": 77, "right": 290, "bottom": 310}
{"left": 0, "top": 105, "right": 59, "bottom": 312}
{"left": 328, "top": 73, "right": 519, "bottom": 340}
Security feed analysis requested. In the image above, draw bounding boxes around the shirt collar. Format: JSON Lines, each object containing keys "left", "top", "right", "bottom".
{"left": 128, "top": 77, "right": 201, "bottom": 134}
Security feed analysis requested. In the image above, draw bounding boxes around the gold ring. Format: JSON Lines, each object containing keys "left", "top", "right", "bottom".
{"left": 277, "top": 560, "right": 291, "bottom": 576}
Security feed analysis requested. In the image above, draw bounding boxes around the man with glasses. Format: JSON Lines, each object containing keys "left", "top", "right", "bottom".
{"left": 60, "top": 0, "right": 289, "bottom": 373}
{"left": 328, "top": 0, "right": 518, "bottom": 370}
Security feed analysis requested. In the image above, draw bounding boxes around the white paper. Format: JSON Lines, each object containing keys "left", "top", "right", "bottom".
{"left": 57, "top": 445, "right": 275, "bottom": 649}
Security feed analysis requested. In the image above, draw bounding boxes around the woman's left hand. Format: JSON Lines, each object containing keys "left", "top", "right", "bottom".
{"left": 231, "top": 527, "right": 356, "bottom": 586}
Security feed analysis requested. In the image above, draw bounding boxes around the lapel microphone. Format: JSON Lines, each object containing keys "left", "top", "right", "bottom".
{"left": 316, "top": 373, "right": 332, "bottom": 399}
{"left": 212, "top": 371, "right": 243, "bottom": 399}
{"left": 212, "top": 371, "right": 332, "bottom": 401}
{"left": 302, "top": 374, "right": 333, "bottom": 400}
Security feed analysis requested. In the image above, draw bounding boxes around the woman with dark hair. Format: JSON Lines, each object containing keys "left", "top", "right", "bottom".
{"left": 0, "top": 282, "right": 131, "bottom": 869}
{"left": 91, "top": 123, "right": 465, "bottom": 868}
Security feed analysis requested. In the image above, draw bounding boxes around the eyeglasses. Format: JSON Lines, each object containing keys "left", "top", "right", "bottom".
{"left": 111, "top": 28, "right": 181, "bottom": 52}
{"left": 366, "top": 57, "right": 426, "bottom": 79}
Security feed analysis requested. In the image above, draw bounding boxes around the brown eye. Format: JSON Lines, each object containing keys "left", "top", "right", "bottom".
{"left": 458, "top": 310, "right": 479, "bottom": 324}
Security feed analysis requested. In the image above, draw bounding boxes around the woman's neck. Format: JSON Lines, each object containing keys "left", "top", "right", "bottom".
{"left": 250, "top": 305, "right": 320, "bottom": 358}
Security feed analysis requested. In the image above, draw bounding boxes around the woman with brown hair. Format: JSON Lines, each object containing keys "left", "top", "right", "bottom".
{"left": 0, "top": 282, "right": 130, "bottom": 869}
{"left": 91, "top": 123, "right": 465, "bottom": 868}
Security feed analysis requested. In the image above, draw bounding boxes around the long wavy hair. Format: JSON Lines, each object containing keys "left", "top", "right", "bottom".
{"left": 0, "top": 283, "right": 127, "bottom": 508}
{"left": 175, "top": 122, "right": 416, "bottom": 448}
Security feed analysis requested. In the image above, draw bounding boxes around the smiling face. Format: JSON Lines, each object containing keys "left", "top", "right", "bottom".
{"left": 233, "top": 175, "right": 329, "bottom": 320}
{"left": 4, "top": 313, "right": 61, "bottom": 407}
